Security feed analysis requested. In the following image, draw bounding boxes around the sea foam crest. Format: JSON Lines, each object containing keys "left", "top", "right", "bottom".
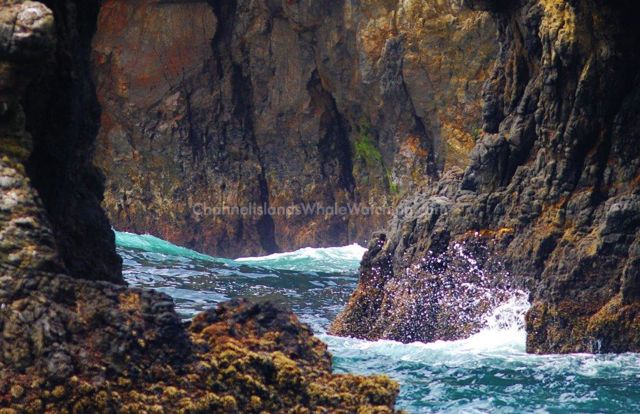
{"left": 236, "top": 244, "right": 367, "bottom": 273}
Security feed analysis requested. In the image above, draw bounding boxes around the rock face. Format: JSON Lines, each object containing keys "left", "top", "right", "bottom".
{"left": 333, "top": 0, "right": 640, "bottom": 354}
{"left": 0, "top": 0, "right": 399, "bottom": 411}
{"left": 1, "top": 0, "right": 122, "bottom": 283}
{"left": 92, "top": 0, "right": 497, "bottom": 258}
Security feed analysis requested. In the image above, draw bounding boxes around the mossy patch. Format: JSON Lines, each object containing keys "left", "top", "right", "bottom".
{"left": 353, "top": 120, "right": 399, "bottom": 195}
{"left": 354, "top": 121, "right": 383, "bottom": 167}
{"left": 386, "top": 170, "right": 399, "bottom": 194}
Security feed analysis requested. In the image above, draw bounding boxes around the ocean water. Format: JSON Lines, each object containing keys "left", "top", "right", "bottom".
{"left": 116, "top": 231, "right": 640, "bottom": 413}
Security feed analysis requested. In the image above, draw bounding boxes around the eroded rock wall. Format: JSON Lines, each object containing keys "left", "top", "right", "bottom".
{"left": 333, "top": 0, "right": 640, "bottom": 354}
{"left": 92, "top": 0, "right": 496, "bottom": 258}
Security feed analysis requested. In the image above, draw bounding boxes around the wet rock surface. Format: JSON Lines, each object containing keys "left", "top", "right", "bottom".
{"left": 92, "top": 0, "right": 496, "bottom": 258}
{"left": 334, "top": 0, "right": 640, "bottom": 353}
{"left": 331, "top": 171, "right": 516, "bottom": 342}
{"left": 0, "top": 0, "right": 399, "bottom": 411}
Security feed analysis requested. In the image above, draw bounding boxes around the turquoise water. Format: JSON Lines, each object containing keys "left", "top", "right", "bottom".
{"left": 117, "top": 231, "right": 640, "bottom": 413}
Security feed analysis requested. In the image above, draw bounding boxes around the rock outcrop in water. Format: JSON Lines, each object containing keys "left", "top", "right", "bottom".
{"left": 333, "top": 0, "right": 640, "bottom": 354}
{"left": 91, "top": 0, "right": 497, "bottom": 258}
{"left": 0, "top": 1, "right": 399, "bottom": 411}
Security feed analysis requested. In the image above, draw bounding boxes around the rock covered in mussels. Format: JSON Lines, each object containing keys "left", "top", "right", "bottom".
{"left": 334, "top": 0, "right": 640, "bottom": 353}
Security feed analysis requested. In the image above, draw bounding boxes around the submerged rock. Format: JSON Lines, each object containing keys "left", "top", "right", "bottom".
{"left": 335, "top": 0, "right": 640, "bottom": 353}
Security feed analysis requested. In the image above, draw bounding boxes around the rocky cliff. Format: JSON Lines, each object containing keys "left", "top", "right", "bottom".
{"left": 332, "top": 0, "right": 640, "bottom": 354}
{"left": 0, "top": 1, "right": 399, "bottom": 411}
{"left": 1, "top": 0, "right": 122, "bottom": 283}
{"left": 92, "top": 0, "right": 496, "bottom": 258}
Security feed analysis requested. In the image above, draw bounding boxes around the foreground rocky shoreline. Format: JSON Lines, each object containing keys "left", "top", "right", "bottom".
{"left": 0, "top": 270, "right": 399, "bottom": 412}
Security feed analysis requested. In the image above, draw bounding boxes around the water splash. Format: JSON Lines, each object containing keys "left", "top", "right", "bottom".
{"left": 376, "top": 235, "right": 519, "bottom": 343}
{"left": 324, "top": 290, "right": 530, "bottom": 362}
{"left": 451, "top": 290, "right": 529, "bottom": 353}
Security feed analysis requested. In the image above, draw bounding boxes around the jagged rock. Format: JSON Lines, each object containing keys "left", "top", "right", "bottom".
{"left": 92, "top": 0, "right": 497, "bottom": 257}
{"left": 334, "top": 0, "right": 640, "bottom": 354}
{"left": 331, "top": 175, "right": 515, "bottom": 342}
{"left": 0, "top": 274, "right": 399, "bottom": 412}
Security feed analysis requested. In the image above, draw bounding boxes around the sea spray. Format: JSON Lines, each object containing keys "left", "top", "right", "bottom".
{"left": 457, "top": 290, "right": 530, "bottom": 352}
{"left": 323, "top": 290, "right": 530, "bottom": 367}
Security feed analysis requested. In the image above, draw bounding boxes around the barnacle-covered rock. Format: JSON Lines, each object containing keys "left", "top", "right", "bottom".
{"left": 0, "top": 291, "right": 399, "bottom": 413}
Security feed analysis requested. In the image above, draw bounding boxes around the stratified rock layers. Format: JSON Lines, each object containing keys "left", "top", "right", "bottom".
{"left": 333, "top": 0, "right": 640, "bottom": 354}
{"left": 92, "top": 0, "right": 497, "bottom": 258}
{"left": 0, "top": 1, "right": 399, "bottom": 411}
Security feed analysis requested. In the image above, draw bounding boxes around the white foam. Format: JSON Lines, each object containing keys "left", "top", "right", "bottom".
{"left": 324, "top": 291, "right": 531, "bottom": 363}
{"left": 235, "top": 244, "right": 367, "bottom": 273}
{"left": 453, "top": 291, "right": 529, "bottom": 353}
{"left": 236, "top": 243, "right": 367, "bottom": 262}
